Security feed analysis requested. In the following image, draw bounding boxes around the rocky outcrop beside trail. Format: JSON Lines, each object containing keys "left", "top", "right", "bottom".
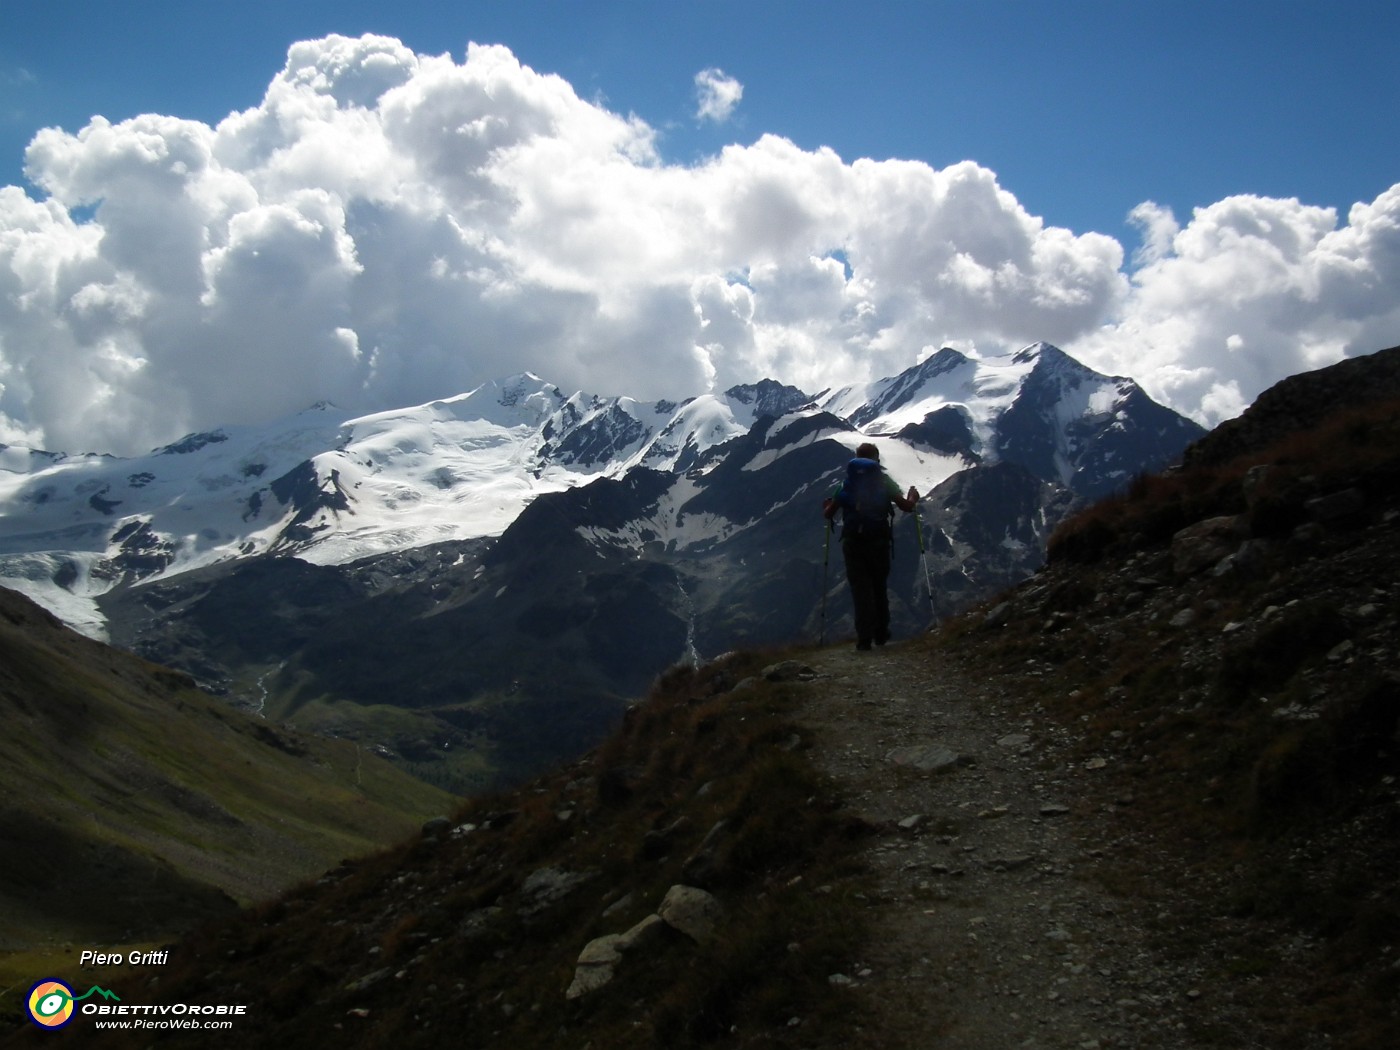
{"left": 566, "top": 885, "right": 723, "bottom": 999}
{"left": 1184, "top": 344, "right": 1400, "bottom": 468}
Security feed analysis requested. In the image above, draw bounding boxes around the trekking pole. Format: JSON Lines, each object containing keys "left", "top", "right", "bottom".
{"left": 819, "top": 518, "right": 832, "bottom": 646}
{"left": 913, "top": 503, "right": 935, "bottom": 622}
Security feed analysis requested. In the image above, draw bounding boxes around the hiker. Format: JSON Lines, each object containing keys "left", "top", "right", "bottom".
{"left": 823, "top": 442, "right": 920, "bottom": 651}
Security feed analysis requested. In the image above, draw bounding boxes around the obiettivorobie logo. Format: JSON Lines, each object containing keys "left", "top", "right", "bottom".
{"left": 27, "top": 979, "right": 120, "bottom": 1029}
{"left": 25, "top": 976, "right": 249, "bottom": 1032}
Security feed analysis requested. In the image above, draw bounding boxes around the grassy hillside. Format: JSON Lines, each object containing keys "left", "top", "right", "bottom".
{"left": 20, "top": 648, "right": 871, "bottom": 1048}
{"left": 0, "top": 586, "right": 455, "bottom": 960}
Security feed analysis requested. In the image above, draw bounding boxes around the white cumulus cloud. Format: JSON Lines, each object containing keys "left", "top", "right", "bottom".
{"left": 1127, "top": 200, "right": 1179, "bottom": 267}
{"left": 0, "top": 35, "right": 1396, "bottom": 455}
{"left": 694, "top": 67, "right": 744, "bottom": 123}
{"left": 1068, "top": 187, "right": 1400, "bottom": 427}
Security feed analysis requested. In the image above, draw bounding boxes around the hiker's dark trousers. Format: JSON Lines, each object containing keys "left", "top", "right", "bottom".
{"left": 841, "top": 535, "right": 891, "bottom": 646}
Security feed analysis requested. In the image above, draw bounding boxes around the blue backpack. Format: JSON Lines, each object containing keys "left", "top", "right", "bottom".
{"left": 836, "top": 458, "right": 893, "bottom": 539}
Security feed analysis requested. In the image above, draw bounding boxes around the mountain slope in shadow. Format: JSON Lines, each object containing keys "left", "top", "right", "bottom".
{"left": 0, "top": 586, "right": 455, "bottom": 949}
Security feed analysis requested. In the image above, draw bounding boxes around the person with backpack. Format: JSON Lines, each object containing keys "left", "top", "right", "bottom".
{"left": 822, "top": 442, "right": 920, "bottom": 651}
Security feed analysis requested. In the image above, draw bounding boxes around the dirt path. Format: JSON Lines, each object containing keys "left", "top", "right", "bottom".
{"left": 795, "top": 641, "right": 1239, "bottom": 1050}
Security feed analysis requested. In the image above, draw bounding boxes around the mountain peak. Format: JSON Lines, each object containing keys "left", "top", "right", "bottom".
{"left": 155, "top": 430, "right": 230, "bottom": 456}
{"left": 494, "top": 372, "right": 559, "bottom": 405}
{"left": 1009, "top": 342, "right": 1122, "bottom": 389}
{"left": 1017, "top": 341, "right": 1112, "bottom": 375}
{"left": 918, "top": 345, "right": 972, "bottom": 372}
{"left": 1011, "top": 341, "right": 1069, "bottom": 366}
{"left": 832, "top": 346, "right": 978, "bottom": 428}
{"left": 447, "top": 373, "right": 569, "bottom": 427}
{"left": 722, "top": 379, "right": 811, "bottom": 419}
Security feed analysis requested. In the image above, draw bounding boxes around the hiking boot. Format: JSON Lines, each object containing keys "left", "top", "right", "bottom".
{"left": 874, "top": 630, "right": 890, "bottom": 646}
{"left": 855, "top": 639, "right": 872, "bottom": 651}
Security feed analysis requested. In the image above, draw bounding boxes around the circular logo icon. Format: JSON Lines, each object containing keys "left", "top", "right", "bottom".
{"left": 27, "top": 979, "right": 76, "bottom": 1029}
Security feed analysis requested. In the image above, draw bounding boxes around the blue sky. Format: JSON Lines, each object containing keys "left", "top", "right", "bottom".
{"left": 1, "top": 1, "right": 1398, "bottom": 454}
{"left": 5, "top": 1, "right": 1395, "bottom": 242}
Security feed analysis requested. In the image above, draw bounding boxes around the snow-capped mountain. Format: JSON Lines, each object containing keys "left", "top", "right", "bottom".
{"left": 2, "top": 345, "right": 1204, "bottom": 638}
{"left": 2, "top": 342, "right": 1205, "bottom": 788}
{"left": 818, "top": 343, "right": 1194, "bottom": 498}
{"left": 0, "top": 345, "right": 1199, "bottom": 641}
{"left": 0, "top": 372, "right": 807, "bottom": 635}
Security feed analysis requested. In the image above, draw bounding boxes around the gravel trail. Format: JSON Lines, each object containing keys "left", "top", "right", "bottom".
{"left": 795, "top": 642, "right": 1247, "bottom": 1050}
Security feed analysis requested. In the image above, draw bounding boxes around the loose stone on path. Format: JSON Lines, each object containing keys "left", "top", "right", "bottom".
{"left": 886, "top": 743, "right": 962, "bottom": 772}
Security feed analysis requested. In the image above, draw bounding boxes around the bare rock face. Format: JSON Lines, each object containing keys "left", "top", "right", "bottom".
{"left": 1184, "top": 343, "right": 1400, "bottom": 469}
{"left": 564, "top": 908, "right": 687, "bottom": 999}
{"left": 565, "top": 935, "right": 624, "bottom": 1000}
{"left": 657, "top": 884, "right": 724, "bottom": 944}
{"left": 1170, "top": 515, "right": 1245, "bottom": 577}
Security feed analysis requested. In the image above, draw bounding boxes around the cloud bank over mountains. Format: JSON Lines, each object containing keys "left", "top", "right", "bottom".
{"left": 1, "top": 34, "right": 1397, "bottom": 456}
